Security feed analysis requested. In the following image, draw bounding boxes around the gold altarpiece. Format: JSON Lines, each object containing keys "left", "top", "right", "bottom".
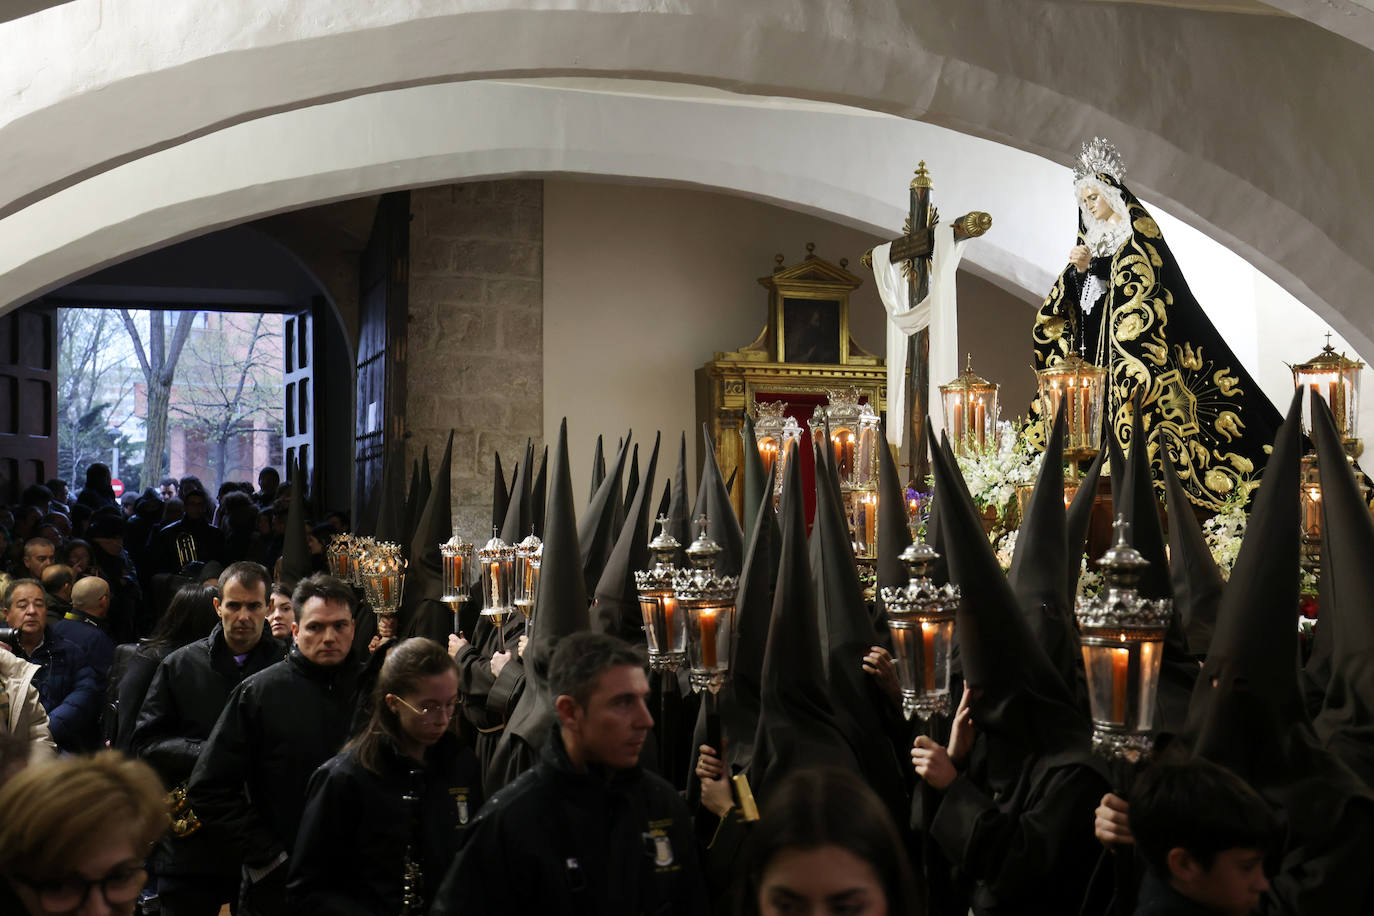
{"left": 696, "top": 246, "right": 886, "bottom": 518}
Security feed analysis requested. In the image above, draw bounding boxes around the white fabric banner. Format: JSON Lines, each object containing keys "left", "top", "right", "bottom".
{"left": 871, "top": 231, "right": 968, "bottom": 450}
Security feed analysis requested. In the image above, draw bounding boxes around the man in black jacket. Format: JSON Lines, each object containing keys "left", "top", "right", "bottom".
{"left": 188, "top": 572, "right": 361, "bottom": 916}
{"left": 132, "top": 560, "right": 284, "bottom": 916}
{"left": 432, "top": 631, "right": 710, "bottom": 915}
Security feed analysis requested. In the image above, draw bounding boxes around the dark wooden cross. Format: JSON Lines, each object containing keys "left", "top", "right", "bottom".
{"left": 861, "top": 161, "right": 991, "bottom": 486}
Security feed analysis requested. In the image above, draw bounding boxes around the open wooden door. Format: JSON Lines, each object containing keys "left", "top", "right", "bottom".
{"left": 283, "top": 306, "right": 313, "bottom": 486}
{"left": 0, "top": 302, "right": 58, "bottom": 504}
{"left": 354, "top": 192, "right": 410, "bottom": 528}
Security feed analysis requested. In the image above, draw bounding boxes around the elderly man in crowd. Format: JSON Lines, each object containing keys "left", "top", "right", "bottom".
{"left": 1, "top": 578, "right": 112, "bottom": 753}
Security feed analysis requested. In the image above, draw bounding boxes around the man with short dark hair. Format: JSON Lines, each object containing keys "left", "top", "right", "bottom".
{"left": 19, "top": 538, "right": 54, "bottom": 580}
{"left": 1130, "top": 758, "right": 1278, "bottom": 915}
{"left": 254, "top": 467, "right": 280, "bottom": 509}
{"left": 432, "top": 631, "right": 708, "bottom": 915}
{"left": 45, "top": 478, "right": 70, "bottom": 508}
{"left": 39, "top": 564, "right": 74, "bottom": 624}
{"left": 133, "top": 560, "right": 285, "bottom": 916}
{"left": 189, "top": 573, "right": 361, "bottom": 916}
{"left": 148, "top": 486, "right": 227, "bottom": 577}
{"left": 159, "top": 476, "right": 180, "bottom": 502}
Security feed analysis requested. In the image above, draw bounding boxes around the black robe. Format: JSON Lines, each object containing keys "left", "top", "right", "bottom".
{"left": 929, "top": 738, "right": 1108, "bottom": 916}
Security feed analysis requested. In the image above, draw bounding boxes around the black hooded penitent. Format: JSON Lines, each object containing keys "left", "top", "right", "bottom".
{"left": 592, "top": 433, "right": 660, "bottom": 643}
{"left": 488, "top": 419, "right": 591, "bottom": 793}
{"left": 926, "top": 433, "right": 1107, "bottom": 914}
{"left": 1007, "top": 399, "right": 1086, "bottom": 710}
{"left": 692, "top": 425, "right": 743, "bottom": 579}
{"left": 578, "top": 434, "right": 630, "bottom": 596}
{"left": 1180, "top": 389, "right": 1374, "bottom": 914}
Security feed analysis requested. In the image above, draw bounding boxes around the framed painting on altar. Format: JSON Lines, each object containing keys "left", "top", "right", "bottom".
{"left": 780, "top": 297, "right": 841, "bottom": 364}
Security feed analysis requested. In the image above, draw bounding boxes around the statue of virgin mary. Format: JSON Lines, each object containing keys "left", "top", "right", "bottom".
{"left": 1032, "top": 138, "right": 1282, "bottom": 511}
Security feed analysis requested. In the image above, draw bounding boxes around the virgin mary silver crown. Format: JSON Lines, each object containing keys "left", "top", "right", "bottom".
{"left": 1073, "top": 137, "right": 1126, "bottom": 184}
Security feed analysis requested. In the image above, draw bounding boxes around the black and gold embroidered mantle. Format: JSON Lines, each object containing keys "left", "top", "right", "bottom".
{"left": 1033, "top": 174, "right": 1282, "bottom": 511}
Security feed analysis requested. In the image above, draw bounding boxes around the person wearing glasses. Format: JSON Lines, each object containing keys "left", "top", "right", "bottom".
{"left": 287, "top": 637, "right": 481, "bottom": 914}
{"left": 0, "top": 751, "right": 170, "bottom": 916}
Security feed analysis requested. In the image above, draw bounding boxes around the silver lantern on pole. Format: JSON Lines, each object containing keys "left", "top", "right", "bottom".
{"left": 673, "top": 518, "right": 739, "bottom": 694}
{"left": 1075, "top": 518, "right": 1172, "bottom": 764}
{"left": 635, "top": 516, "right": 687, "bottom": 671}
{"left": 880, "top": 540, "right": 960, "bottom": 720}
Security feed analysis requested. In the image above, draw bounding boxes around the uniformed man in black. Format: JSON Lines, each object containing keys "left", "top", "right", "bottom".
{"left": 432, "top": 631, "right": 709, "bottom": 915}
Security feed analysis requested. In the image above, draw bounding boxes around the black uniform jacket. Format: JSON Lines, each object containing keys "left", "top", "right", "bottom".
{"left": 287, "top": 732, "right": 482, "bottom": 915}
{"left": 132, "top": 626, "right": 285, "bottom": 876}
{"left": 187, "top": 646, "right": 362, "bottom": 868}
{"left": 431, "top": 728, "right": 710, "bottom": 916}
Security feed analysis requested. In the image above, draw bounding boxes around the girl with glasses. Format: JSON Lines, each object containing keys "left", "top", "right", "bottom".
{"left": 288, "top": 637, "right": 483, "bottom": 914}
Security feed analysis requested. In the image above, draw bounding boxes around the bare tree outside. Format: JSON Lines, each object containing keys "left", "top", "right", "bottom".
{"left": 121, "top": 308, "right": 197, "bottom": 486}
{"left": 56, "top": 308, "right": 286, "bottom": 495}
{"left": 56, "top": 309, "right": 139, "bottom": 487}
{"left": 168, "top": 312, "right": 284, "bottom": 485}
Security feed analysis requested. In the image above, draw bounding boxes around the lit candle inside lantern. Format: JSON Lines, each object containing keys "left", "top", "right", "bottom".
{"left": 951, "top": 395, "right": 963, "bottom": 446}
{"left": 1112, "top": 647, "right": 1129, "bottom": 723}
{"left": 700, "top": 606, "right": 719, "bottom": 668}
{"left": 921, "top": 622, "right": 937, "bottom": 691}
{"left": 489, "top": 561, "right": 500, "bottom": 608}
{"left": 662, "top": 597, "right": 678, "bottom": 651}
{"left": 974, "top": 398, "right": 986, "bottom": 449}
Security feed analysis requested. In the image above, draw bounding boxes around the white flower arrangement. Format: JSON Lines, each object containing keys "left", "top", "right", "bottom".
{"left": 993, "top": 528, "right": 1017, "bottom": 571}
{"left": 946, "top": 420, "right": 1043, "bottom": 523}
{"left": 1202, "top": 487, "right": 1317, "bottom": 594}
{"left": 1202, "top": 506, "right": 1247, "bottom": 581}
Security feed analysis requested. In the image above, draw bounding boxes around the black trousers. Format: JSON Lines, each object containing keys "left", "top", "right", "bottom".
{"left": 157, "top": 873, "right": 239, "bottom": 916}
{"left": 238, "top": 865, "right": 290, "bottom": 916}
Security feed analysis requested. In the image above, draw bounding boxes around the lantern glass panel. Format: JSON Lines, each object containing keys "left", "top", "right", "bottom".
{"left": 1292, "top": 341, "right": 1364, "bottom": 445}
{"left": 639, "top": 593, "right": 685, "bottom": 657}
{"left": 479, "top": 555, "right": 515, "bottom": 617}
{"left": 940, "top": 359, "right": 999, "bottom": 457}
{"left": 758, "top": 436, "right": 779, "bottom": 476}
{"left": 440, "top": 539, "right": 473, "bottom": 605}
{"left": 1080, "top": 636, "right": 1163, "bottom": 732}
{"left": 849, "top": 491, "right": 878, "bottom": 560}
{"left": 514, "top": 550, "right": 541, "bottom": 623}
{"left": 1036, "top": 357, "right": 1107, "bottom": 460}
{"left": 887, "top": 616, "right": 955, "bottom": 719}
{"left": 854, "top": 423, "right": 879, "bottom": 489}
{"left": 683, "top": 600, "right": 733, "bottom": 691}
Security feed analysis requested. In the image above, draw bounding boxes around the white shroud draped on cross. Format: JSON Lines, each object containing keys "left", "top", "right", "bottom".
{"left": 871, "top": 229, "right": 968, "bottom": 449}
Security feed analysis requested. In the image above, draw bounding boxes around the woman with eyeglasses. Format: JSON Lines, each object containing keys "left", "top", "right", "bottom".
{"left": 288, "top": 637, "right": 482, "bottom": 914}
{"left": 0, "top": 751, "right": 170, "bottom": 915}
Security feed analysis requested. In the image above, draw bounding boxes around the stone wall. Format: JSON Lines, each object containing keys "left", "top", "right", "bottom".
{"left": 406, "top": 180, "right": 543, "bottom": 541}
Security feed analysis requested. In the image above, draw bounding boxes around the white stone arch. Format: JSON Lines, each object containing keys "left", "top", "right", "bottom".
{"left": 0, "top": 79, "right": 1070, "bottom": 311}
{"left": 2, "top": 0, "right": 1373, "bottom": 360}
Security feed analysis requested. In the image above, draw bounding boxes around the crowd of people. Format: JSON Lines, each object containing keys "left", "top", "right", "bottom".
{"left": 0, "top": 392, "right": 1370, "bottom": 916}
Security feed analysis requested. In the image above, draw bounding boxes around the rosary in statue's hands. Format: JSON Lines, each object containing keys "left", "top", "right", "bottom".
{"left": 1069, "top": 245, "right": 1092, "bottom": 273}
